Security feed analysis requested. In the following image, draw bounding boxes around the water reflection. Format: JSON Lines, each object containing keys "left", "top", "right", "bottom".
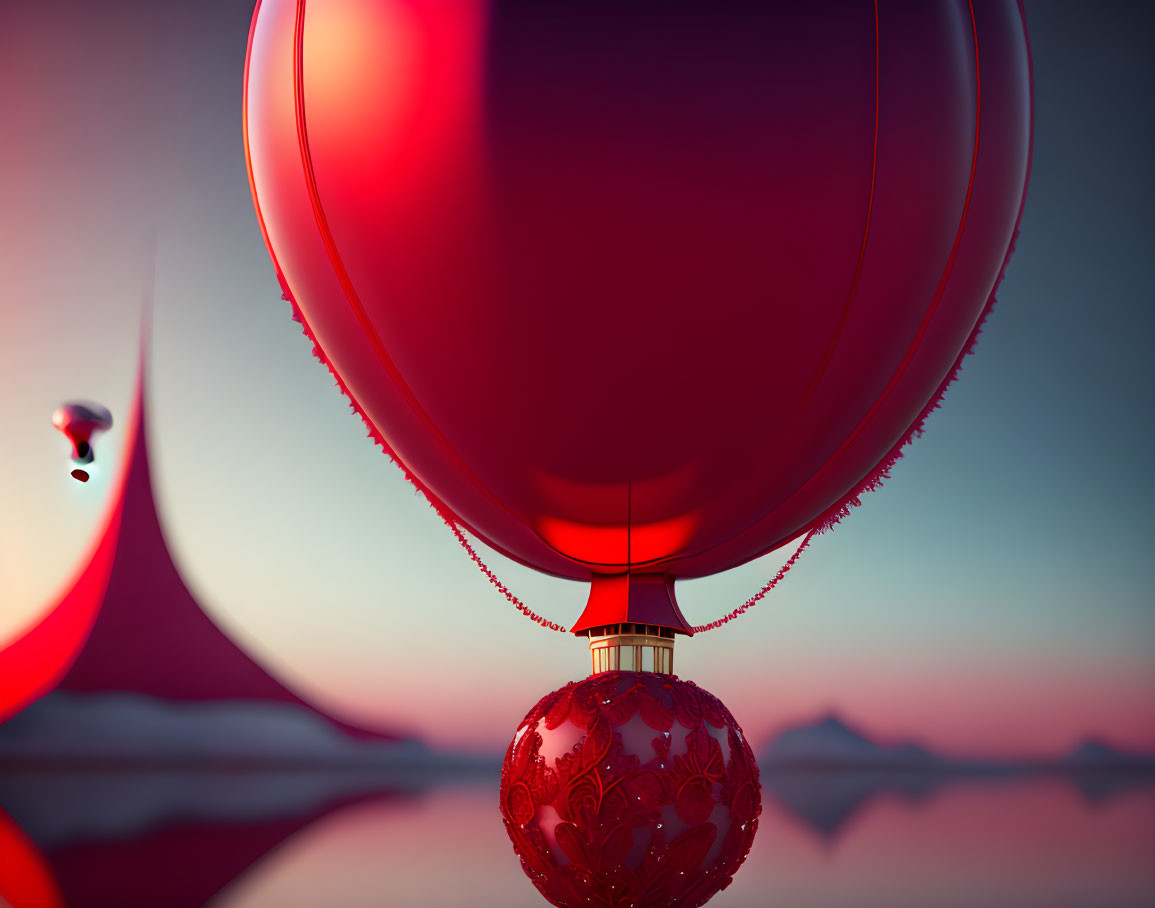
{"left": 737, "top": 771, "right": 1155, "bottom": 908}
{"left": 1, "top": 768, "right": 1152, "bottom": 907}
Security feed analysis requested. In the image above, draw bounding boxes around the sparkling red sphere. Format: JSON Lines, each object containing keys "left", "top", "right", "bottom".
{"left": 500, "top": 672, "right": 760, "bottom": 908}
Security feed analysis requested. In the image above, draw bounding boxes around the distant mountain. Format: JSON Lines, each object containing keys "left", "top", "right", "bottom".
{"left": 0, "top": 693, "right": 493, "bottom": 769}
{"left": 761, "top": 714, "right": 1155, "bottom": 776}
{"left": 758, "top": 715, "right": 1155, "bottom": 840}
{"left": 761, "top": 715, "right": 942, "bottom": 770}
{"left": 1062, "top": 738, "right": 1155, "bottom": 769}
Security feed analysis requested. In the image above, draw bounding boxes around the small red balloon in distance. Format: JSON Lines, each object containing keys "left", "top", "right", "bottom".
{"left": 70, "top": 469, "right": 90, "bottom": 483}
{"left": 501, "top": 672, "right": 760, "bottom": 908}
{"left": 244, "top": 1, "right": 1032, "bottom": 631}
{"left": 52, "top": 402, "right": 112, "bottom": 466}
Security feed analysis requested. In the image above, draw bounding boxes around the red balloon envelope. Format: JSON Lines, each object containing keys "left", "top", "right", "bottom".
{"left": 244, "top": 0, "right": 1031, "bottom": 632}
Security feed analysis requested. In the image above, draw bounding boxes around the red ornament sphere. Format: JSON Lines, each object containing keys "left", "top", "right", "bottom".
{"left": 500, "top": 672, "right": 760, "bottom": 908}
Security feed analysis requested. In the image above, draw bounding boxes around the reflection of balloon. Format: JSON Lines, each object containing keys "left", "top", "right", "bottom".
{"left": 501, "top": 672, "right": 759, "bottom": 907}
{"left": 52, "top": 401, "right": 113, "bottom": 470}
{"left": 244, "top": 0, "right": 1031, "bottom": 632}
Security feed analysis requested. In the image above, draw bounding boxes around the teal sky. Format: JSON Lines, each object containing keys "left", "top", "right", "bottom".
{"left": 0, "top": 0, "right": 1152, "bottom": 754}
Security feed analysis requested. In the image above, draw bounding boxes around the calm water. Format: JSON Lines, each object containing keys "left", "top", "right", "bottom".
{"left": 1, "top": 768, "right": 1152, "bottom": 907}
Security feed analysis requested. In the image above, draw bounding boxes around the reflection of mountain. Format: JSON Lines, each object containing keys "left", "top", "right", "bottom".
{"left": 0, "top": 769, "right": 432, "bottom": 908}
{"left": 0, "top": 769, "right": 438, "bottom": 852}
{"left": 0, "top": 363, "right": 407, "bottom": 754}
{"left": 763, "top": 768, "right": 940, "bottom": 841}
{"left": 1062, "top": 739, "right": 1155, "bottom": 803}
{"left": 759, "top": 715, "right": 1155, "bottom": 841}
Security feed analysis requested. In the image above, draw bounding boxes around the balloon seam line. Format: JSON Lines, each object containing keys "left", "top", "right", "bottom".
{"left": 260, "top": 3, "right": 554, "bottom": 633}
{"left": 702, "top": 0, "right": 985, "bottom": 570}
{"left": 808, "top": 0, "right": 1034, "bottom": 542}
{"left": 290, "top": 0, "right": 523, "bottom": 532}
{"left": 697, "top": 0, "right": 990, "bottom": 632}
{"left": 811, "top": 0, "right": 984, "bottom": 495}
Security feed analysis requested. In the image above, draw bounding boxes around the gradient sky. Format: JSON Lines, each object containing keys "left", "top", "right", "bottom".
{"left": 1, "top": 0, "right": 1152, "bottom": 756}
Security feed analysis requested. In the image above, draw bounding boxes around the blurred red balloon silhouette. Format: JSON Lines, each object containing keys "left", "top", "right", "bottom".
{"left": 244, "top": 0, "right": 1031, "bottom": 634}
{"left": 52, "top": 402, "right": 112, "bottom": 468}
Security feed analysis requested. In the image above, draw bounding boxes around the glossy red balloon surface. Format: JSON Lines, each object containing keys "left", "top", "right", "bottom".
{"left": 500, "top": 672, "right": 760, "bottom": 907}
{"left": 245, "top": 1, "right": 1032, "bottom": 614}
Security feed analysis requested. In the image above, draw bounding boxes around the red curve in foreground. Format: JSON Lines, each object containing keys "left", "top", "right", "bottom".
{"left": 0, "top": 806, "right": 64, "bottom": 908}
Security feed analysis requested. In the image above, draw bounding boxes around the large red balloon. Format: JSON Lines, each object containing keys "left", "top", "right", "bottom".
{"left": 244, "top": 0, "right": 1031, "bottom": 631}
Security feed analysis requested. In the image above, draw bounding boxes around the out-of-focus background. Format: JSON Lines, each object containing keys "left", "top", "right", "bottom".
{"left": 1, "top": 3, "right": 1152, "bottom": 906}
{"left": 1, "top": 0, "right": 1150, "bottom": 757}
